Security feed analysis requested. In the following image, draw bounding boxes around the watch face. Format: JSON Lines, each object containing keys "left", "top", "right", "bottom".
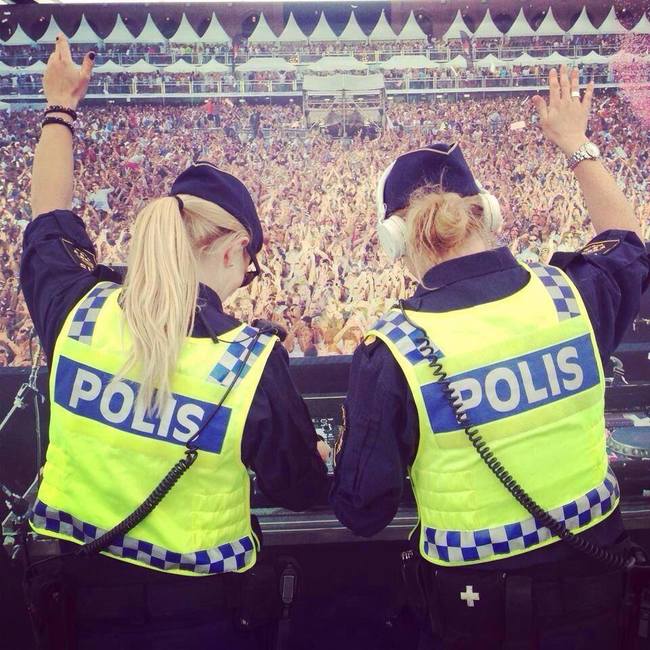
{"left": 585, "top": 142, "right": 600, "bottom": 157}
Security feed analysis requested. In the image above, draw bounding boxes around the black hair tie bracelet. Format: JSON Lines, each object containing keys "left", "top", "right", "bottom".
{"left": 42, "top": 116, "right": 74, "bottom": 136}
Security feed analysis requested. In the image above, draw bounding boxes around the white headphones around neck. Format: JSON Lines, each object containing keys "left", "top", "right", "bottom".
{"left": 375, "top": 162, "right": 503, "bottom": 262}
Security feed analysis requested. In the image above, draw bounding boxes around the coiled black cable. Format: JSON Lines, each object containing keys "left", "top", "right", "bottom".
{"left": 398, "top": 302, "right": 632, "bottom": 570}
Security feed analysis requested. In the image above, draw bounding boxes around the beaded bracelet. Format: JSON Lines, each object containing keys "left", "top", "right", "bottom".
{"left": 44, "top": 105, "right": 78, "bottom": 121}
{"left": 42, "top": 116, "right": 75, "bottom": 136}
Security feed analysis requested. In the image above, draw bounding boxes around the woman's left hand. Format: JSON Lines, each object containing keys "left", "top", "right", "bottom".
{"left": 43, "top": 33, "right": 95, "bottom": 109}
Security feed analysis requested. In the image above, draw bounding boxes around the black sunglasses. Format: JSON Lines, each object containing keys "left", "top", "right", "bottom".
{"left": 241, "top": 253, "right": 261, "bottom": 288}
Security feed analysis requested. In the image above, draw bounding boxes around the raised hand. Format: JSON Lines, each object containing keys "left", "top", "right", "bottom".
{"left": 532, "top": 65, "right": 594, "bottom": 156}
{"left": 43, "top": 33, "right": 95, "bottom": 109}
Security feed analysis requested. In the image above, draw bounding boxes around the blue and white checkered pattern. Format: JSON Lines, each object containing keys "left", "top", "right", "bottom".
{"left": 370, "top": 310, "right": 443, "bottom": 365}
{"left": 423, "top": 469, "right": 619, "bottom": 563}
{"left": 209, "top": 326, "right": 273, "bottom": 387}
{"left": 32, "top": 500, "right": 255, "bottom": 574}
{"left": 528, "top": 263, "right": 580, "bottom": 321}
{"left": 67, "top": 282, "right": 120, "bottom": 344}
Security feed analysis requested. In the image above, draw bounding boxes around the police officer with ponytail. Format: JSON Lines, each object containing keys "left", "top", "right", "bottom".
{"left": 332, "top": 67, "right": 648, "bottom": 648}
{"left": 21, "top": 36, "right": 328, "bottom": 649}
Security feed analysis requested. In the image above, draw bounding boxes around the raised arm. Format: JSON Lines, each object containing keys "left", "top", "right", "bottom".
{"left": 31, "top": 34, "right": 94, "bottom": 218}
{"left": 532, "top": 66, "right": 641, "bottom": 240}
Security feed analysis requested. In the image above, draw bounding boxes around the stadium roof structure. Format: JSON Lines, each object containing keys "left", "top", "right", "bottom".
{"left": 247, "top": 13, "right": 278, "bottom": 44}
{"left": 380, "top": 54, "right": 438, "bottom": 70}
{"left": 38, "top": 15, "right": 66, "bottom": 44}
{"left": 134, "top": 14, "right": 167, "bottom": 44}
{"left": 568, "top": 7, "right": 600, "bottom": 36}
{"left": 579, "top": 50, "right": 611, "bottom": 64}
{"left": 442, "top": 10, "right": 472, "bottom": 41}
{"left": 309, "top": 13, "right": 339, "bottom": 42}
{"left": 303, "top": 73, "right": 384, "bottom": 92}
{"left": 596, "top": 7, "right": 628, "bottom": 34}
{"left": 368, "top": 10, "right": 397, "bottom": 42}
{"left": 164, "top": 59, "right": 197, "bottom": 73}
{"left": 235, "top": 57, "right": 295, "bottom": 72}
{"left": 18, "top": 60, "right": 46, "bottom": 74}
{"left": 0, "top": 61, "right": 16, "bottom": 74}
{"left": 510, "top": 52, "right": 540, "bottom": 66}
{"left": 4, "top": 24, "right": 35, "bottom": 46}
{"left": 475, "top": 53, "right": 508, "bottom": 68}
{"left": 0, "top": 101, "right": 10, "bottom": 111}
{"left": 200, "top": 13, "right": 231, "bottom": 44}
{"left": 506, "top": 9, "right": 536, "bottom": 38}
{"left": 338, "top": 12, "right": 368, "bottom": 42}
{"left": 93, "top": 60, "right": 128, "bottom": 74}
{"left": 534, "top": 7, "right": 565, "bottom": 37}
{"left": 277, "top": 12, "right": 308, "bottom": 43}
{"left": 308, "top": 55, "right": 367, "bottom": 72}
{"left": 543, "top": 51, "right": 574, "bottom": 65}
{"left": 446, "top": 54, "right": 468, "bottom": 68}
{"left": 397, "top": 11, "right": 428, "bottom": 41}
{"left": 631, "top": 13, "right": 650, "bottom": 34}
{"left": 196, "top": 58, "right": 229, "bottom": 73}
{"left": 128, "top": 58, "right": 158, "bottom": 73}
{"left": 69, "top": 14, "right": 102, "bottom": 44}
{"left": 169, "top": 13, "right": 200, "bottom": 44}
{"left": 474, "top": 9, "right": 503, "bottom": 39}
{"left": 104, "top": 14, "right": 134, "bottom": 45}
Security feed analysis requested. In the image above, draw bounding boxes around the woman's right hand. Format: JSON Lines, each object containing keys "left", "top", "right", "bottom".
{"left": 43, "top": 33, "right": 95, "bottom": 109}
{"left": 532, "top": 66, "right": 593, "bottom": 156}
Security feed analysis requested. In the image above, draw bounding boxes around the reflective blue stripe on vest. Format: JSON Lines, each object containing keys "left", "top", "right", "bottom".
{"left": 422, "top": 468, "right": 619, "bottom": 563}
{"left": 67, "top": 282, "right": 120, "bottom": 344}
{"left": 528, "top": 263, "right": 580, "bottom": 321}
{"left": 32, "top": 499, "right": 254, "bottom": 574}
{"left": 369, "top": 310, "right": 443, "bottom": 365}
{"left": 209, "top": 326, "right": 273, "bottom": 387}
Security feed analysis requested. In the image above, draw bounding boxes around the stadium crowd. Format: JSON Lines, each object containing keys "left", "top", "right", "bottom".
{"left": 0, "top": 93, "right": 648, "bottom": 364}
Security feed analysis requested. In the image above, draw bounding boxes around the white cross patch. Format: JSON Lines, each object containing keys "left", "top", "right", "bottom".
{"left": 460, "top": 585, "right": 480, "bottom": 607}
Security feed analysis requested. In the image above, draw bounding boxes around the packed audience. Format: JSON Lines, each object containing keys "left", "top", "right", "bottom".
{"left": 0, "top": 93, "right": 648, "bottom": 364}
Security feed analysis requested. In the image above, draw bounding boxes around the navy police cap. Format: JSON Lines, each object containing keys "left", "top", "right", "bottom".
{"left": 379, "top": 143, "right": 481, "bottom": 219}
{"left": 171, "top": 161, "right": 263, "bottom": 255}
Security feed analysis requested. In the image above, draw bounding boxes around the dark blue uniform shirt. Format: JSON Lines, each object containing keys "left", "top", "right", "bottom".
{"left": 20, "top": 210, "right": 329, "bottom": 514}
{"left": 332, "top": 230, "right": 649, "bottom": 568}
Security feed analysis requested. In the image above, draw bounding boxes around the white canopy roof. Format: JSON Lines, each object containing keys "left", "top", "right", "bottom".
{"left": 134, "top": 14, "right": 167, "bottom": 44}
{"left": 93, "top": 60, "right": 128, "bottom": 74}
{"left": 38, "top": 16, "right": 66, "bottom": 44}
{"left": 338, "top": 12, "right": 367, "bottom": 42}
{"left": 0, "top": 101, "right": 11, "bottom": 111}
{"left": 247, "top": 13, "right": 277, "bottom": 44}
{"left": 277, "top": 12, "right": 308, "bottom": 43}
{"left": 631, "top": 13, "right": 650, "bottom": 34}
{"left": 535, "top": 7, "right": 566, "bottom": 37}
{"left": 196, "top": 58, "right": 229, "bottom": 74}
{"left": 579, "top": 50, "right": 611, "bottom": 64}
{"left": 128, "top": 58, "right": 159, "bottom": 73}
{"left": 474, "top": 9, "right": 503, "bottom": 39}
{"left": 442, "top": 10, "right": 472, "bottom": 41}
{"left": 397, "top": 11, "right": 428, "bottom": 41}
{"left": 104, "top": 14, "right": 134, "bottom": 45}
{"left": 380, "top": 55, "right": 438, "bottom": 70}
{"left": 540, "top": 51, "right": 574, "bottom": 65}
{"left": 510, "top": 52, "right": 540, "bottom": 66}
{"left": 308, "top": 56, "right": 367, "bottom": 72}
{"left": 303, "top": 73, "right": 384, "bottom": 92}
{"left": 309, "top": 13, "right": 338, "bottom": 42}
{"left": 18, "top": 60, "right": 47, "bottom": 75}
{"left": 506, "top": 9, "right": 536, "bottom": 38}
{"left": 235, "top": 57, "right": 295, "bottom": 73}
{"left": 446, "top": 55, "right": 468, "bottom": 68}
{"left": 170, "top": 13, "right": 200, "bottom": 44}
{"left": 369, "top": 10, "right": 397, "bottom": 42}
{"left": 4, "top": 24, "right": 35, "bottom": 47}
{"left": 597, "top": 7, "right": 628, "bottom": 35}
{"left": 69, "top": 14, "right": 102, "bottom": 44}
{"left": 0, "top": 61, "right": 16, "bottom": 75}
{"left": 568, "top": 7, "right": 600, "bottom": 36}
{"left": 200, "top": 14, "right": 231, "bottom": 44}
{"left": 164, "top": 59, "right": 197, "bottom": 73}
{"left": 475, "top": 53, "right": 507, "bottom": 68}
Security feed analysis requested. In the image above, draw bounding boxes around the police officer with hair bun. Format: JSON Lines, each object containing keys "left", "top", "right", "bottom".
{"left": 332, "top": 67, "right": 648, "bottom": 648}
{"left": 21, "top": 35, "right": 328, "bottom": 650}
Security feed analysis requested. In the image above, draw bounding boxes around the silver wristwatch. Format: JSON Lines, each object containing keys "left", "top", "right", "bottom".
{"left": 567, "top": 141, "right": 601, "bottom": 171}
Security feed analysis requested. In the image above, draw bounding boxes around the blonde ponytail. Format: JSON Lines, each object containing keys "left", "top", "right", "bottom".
{"left": 119, "top": 194, "right": 248, "bottom": 416}
{"left": 403, "top": 186, "right": 487, "bottom": 278}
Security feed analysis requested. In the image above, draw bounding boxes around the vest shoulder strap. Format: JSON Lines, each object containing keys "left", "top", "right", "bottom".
{"left": 67, "top": 281, "right": 121, "bottom": 345}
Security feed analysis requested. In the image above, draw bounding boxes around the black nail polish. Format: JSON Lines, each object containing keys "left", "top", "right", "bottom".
{"left": 89, "top": 52, "right": 96, "bottom": 61}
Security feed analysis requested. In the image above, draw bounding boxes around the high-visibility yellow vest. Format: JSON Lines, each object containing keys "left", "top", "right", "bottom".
{"left": 366, "top": 262, "right": 618, "bottom": 566}
{"left": 31, "top": 282, "right": 276, "bottom": 576}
